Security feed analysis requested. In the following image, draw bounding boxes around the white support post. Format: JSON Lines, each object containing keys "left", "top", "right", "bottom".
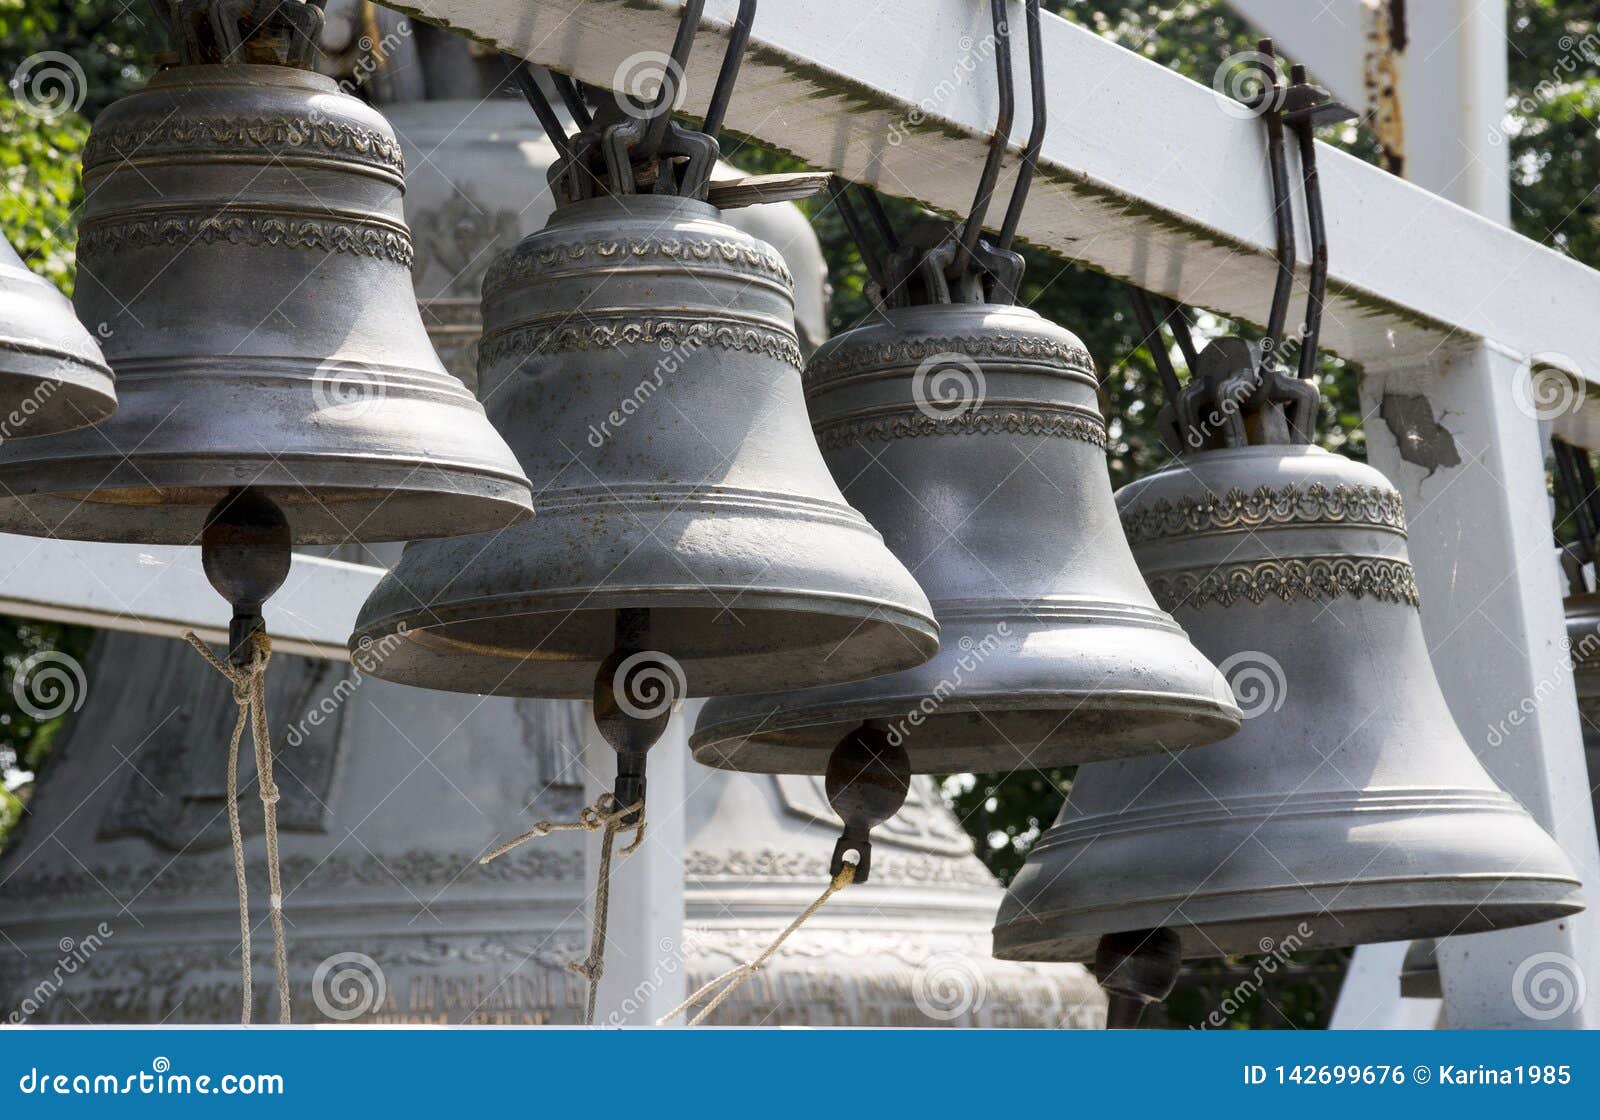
{"left": 1359, "top": 342, "right": 1600, "bottom": 1028}
{"left": 581, "top": 710, "right": 688, "bottom": 1025}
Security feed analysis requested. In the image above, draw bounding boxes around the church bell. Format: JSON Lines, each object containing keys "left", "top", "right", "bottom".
{"left": 351, "top": 89, "right": 936, "bottom": 699}
{"left": 993, "top": 341, "right": 1583, "bottom": 964}
{"left": 0, "top": 5, "right": 532, "bottom": 545}
{"left": 0, "top": 234, "right": 116, "bottom": 435}
{"left": 691, "top": 8, "right": 1238, "bottom": 774}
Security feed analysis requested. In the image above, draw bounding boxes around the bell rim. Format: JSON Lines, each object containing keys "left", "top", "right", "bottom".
{"left": 349, "top": 585, "right": 940, "bottom": 700}
{"left": 0, "top": 464, "right": 534, "bottom": 546}
{"left": 690, "top": 689, "right": 1243, "bottom": 774}
{"left": 991, "top": 873, "right": 1586, "bottom": 963}
{"left": 0, "top": 350, "right": 118, "bottom": 438}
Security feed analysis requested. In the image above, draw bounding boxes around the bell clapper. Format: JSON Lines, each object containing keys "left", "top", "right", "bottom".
{"left": 188, "top": 486, "right": 294, "bottom": 1023}
{"left": 592, "top": 607, "right": 676, "bottom": 826}
{"left": 200, "top": 488, "right": 292, "bottom": 667}
{"left": 823, "top": 722, "right": 911, "bottom": 884}
{"left": 1094, "top": 928, "right": 1182, "bottom": 1029}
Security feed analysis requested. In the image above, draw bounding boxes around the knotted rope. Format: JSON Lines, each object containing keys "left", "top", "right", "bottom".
{"left": 183, "top": 629, "right": 290, "bottom": 1025}
{"left": 658, "top": 852, "right": 858, "bottom": 1026}
{"left": 481, "top": 791, "right": 644, "bottom": 1024}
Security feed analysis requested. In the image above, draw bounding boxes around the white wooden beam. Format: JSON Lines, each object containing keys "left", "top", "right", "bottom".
{"left": 1360, "top": 342, "right": 1600, "bottom": 1029}
{"left": 0, "top": 535, "right": 378, "bottom": 661}
{"left": 388, "top": 0, "right": 1600, "bottom": 384}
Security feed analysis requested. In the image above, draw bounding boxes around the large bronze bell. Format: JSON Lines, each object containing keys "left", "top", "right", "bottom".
{"left": 0, "top": 235, "right": 116, "bottom": 435}
{"left": 0, "top": 17, "right": 531, "bottom": 544}
{"left": 691, "top": 294, "right": 1240, "bottom": 773}
{"left": 1565, "top": 588, "right": 1600, "bottom": 829}
{"left": 993, "top": 351, "right": 1583, "bottom": 963}
{"left": 352, "top": 107, "right": 936, "bottom": 699}
{"left": 692, "top": 2, "right": 1236, "bottom": 775}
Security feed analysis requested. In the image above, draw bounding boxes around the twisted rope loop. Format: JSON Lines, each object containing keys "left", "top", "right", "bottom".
{"left": 183, "top": 629, "right": 290, "bottom": 1025}
{"left": 482, "top": 792, "right": 644, "bottom": 1024}
{"left": 658, "top": 854, "right": 858, "bottom": 1026}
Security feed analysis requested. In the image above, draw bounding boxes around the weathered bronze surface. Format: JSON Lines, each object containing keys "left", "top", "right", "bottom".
{"left": 0, "top": 61, "right": 531, "bottom": 544}
{"left": 353, "top": 190, "right": 936, "bottom": 698}
{"left": 691, "top": 301, "right": 1240, "bottom": 773}
{"left": 994, "top": 442, "right": 1583, "bottom": 961}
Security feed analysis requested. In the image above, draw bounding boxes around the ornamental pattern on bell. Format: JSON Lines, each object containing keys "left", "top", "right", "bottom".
{"left": 1120, "top": 482, "right": 1408, "bottom": 545}
{"left": 1146, "top": 556, "right": 1421, "bottom": 610}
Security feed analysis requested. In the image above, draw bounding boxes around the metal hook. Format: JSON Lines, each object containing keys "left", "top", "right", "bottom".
{"left": 1554, "top": 438, "right": 1600, "bottom": 593}
{"left": 1254, "top": 40, "right": 1296, "bottom": 379}
{"left": 956, "top": 0, "right": 1014, "bottom": 275}
{"left": 997, "top": 0, "right": 1043, "bottom": 253}
{"left": 641, "top": 0, "right": 706, "bottom": 158}
{"left": 1128, "top": 287, "right": 1183, "bottom": 407}
{"left": 1161, "top": 297, "right": 1200, "bottom": 372}
{"left": 1282, "top": 63, "right": 1356, "bottom": 380}
{"left": 508, "top": 58, "right": 571, "bottom": 155}
{"left": 830, "top": 178, "right": 889, "bottom": 291}
{"left": 703, "top": 0, "right": 756, "bottom": 143}
{"left": 552, "top": 71, "right": 593, "bottom": 132}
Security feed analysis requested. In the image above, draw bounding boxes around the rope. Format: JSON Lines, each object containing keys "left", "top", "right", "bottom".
{"left": 183, "top": 629, "right": 291, "bottom": 1025}
{"left": 482, "top": 792, "right": 644, "bottom": 1024}
{"left": 658, "top": 853, "right": 858, "bottom": 1026}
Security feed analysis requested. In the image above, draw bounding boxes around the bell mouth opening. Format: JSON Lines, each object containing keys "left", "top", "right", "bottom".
{"left": 0, "top": 368, "right": 117, "bottom": 438}
{"left": 691, "top": 691, "right": 1240, "bottom": 775}
{"left": 2, "top": 477, "right": 531, "bottom": 546}
{"left": 992, "top": 881, "right": 1586, "bottom": 964}
{"left": 353, "top": 598, "right": 940, "bottom": 700}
